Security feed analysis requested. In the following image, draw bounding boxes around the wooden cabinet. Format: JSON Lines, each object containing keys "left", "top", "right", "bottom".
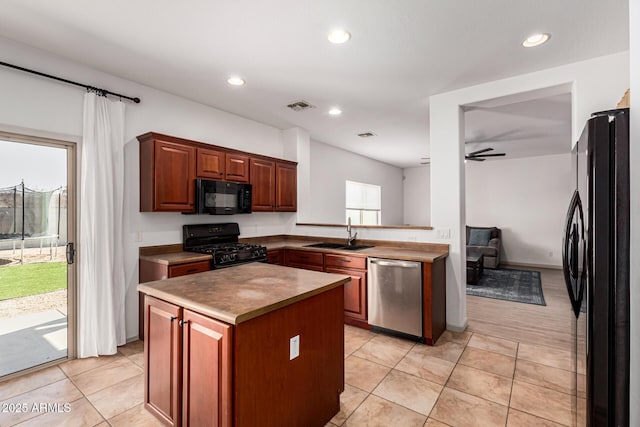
{"left": 275, "top": 162, "right": 297, "bottom": 211}
{"left": 423, "top": 258, "right": 447, "bottom": 345}
{"left": 284, "top": 249, "right": 324, "bottom": 271}
{"left": 139, "top": 258, "right": 211, "bottom": 340}
{"left": 139, "top": 132, "right": 296, "bottom": 213}
{"left": 325, "top": 254, "right": 367, "bottom": 323}
{"left": 140, "top": 136, "right": 196, "bottom": 212}
{"left": 250, "top": 159, "right": 297, "bottom": 212}
{"left": 266, "top": 249, "right": 284, "bottom": 265}
{"left": 144, "top": 297, "right": 182, "bottom": 426}
{"left": 182, "top": 309, "right": 232, "bottom": 427}
{"left": 196, "top": 148, "right": 225, "bottom": 179}
{"left": 225, "top": 153, "right": 249, "bottom": 183}
{"left": 144, "top": 296, "right": 232, "bottom": 427}
{"left": 143, "top": 284, "right": 344, "bottom": 427}
{"left": 249, "top": 158, "right": 276, "bottom": 211}
{"left": 168, "top": 261, "right": 211, "bottom": 278}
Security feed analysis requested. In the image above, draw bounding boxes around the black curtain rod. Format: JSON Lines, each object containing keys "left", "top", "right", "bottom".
{"left": 0, "top": 60, "right": 141, "bottom": 104}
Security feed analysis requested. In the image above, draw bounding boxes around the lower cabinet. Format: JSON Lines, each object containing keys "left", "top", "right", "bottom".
{"left": 284, "top": 250, "right": 368, "bottom": 324}
{"left": 284, "top": 249, "right": 324, "bottom": 271}
{"left": 139, "top": 259, "right": 211, "bottom": 340}
{"left": 324, "top": 254, "right": 367, "bottom": 323}
{"left": 144, "top": 296, "right": 232, "bottom": 427}
{"left": 266, "top": 249, "right": 284, "bottom": 265}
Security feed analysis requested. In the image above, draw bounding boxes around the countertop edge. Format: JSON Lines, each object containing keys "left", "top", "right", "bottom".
{"left": 138, "top": 275, "right": 350, "bottom": 325}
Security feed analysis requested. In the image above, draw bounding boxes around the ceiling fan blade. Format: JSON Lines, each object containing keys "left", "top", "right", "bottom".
{"left": 470, "top": 153, "right": 506, "bottom": 157}
{"left": 466, "top": 157, "right": 485, "bottom": 161}
{"left": 467, "top": 147, "right": 494, "bottom": 156}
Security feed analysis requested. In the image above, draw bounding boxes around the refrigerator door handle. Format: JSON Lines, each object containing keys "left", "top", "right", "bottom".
{"left": 562, "top": 190, "right": 585, "bottom": 317}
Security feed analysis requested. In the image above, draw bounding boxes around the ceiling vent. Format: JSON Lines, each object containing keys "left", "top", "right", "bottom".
{"left": 357, "top": 132, "right": 376, "bottom": 138}
{"left": 286, "top": 100, "right": 316, "bottom": 111}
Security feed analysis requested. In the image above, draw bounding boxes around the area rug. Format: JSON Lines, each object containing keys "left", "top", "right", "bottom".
{"left": 467, "top": 268, "right": 546, "bottom": 306}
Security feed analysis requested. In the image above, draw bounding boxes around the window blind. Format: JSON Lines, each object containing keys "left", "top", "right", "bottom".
{"left": 345, "top": 180, "right": 381, "bottom": 210}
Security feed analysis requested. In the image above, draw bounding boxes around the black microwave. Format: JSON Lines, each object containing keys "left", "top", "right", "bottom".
{"left": 195, "top": 179, "right": 252, "bottom": 215}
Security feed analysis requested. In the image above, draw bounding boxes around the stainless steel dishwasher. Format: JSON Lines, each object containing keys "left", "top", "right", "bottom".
{"left": 367, "top": 257, "right": 423, "bottom": 339}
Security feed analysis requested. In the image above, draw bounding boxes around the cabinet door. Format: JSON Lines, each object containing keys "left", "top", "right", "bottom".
{"left": 196, "top": 148, "right": 225, "bottom": 179}
{"left": 182, "top": 309, "right": 232, "bottom": 427}
{"left": 225, "top": 153, "right": 250, "bottom": 183}
{"left": 144, "top": 296, "right": 182, "bottom": 427}
{"left": 267, "top": 249, "right": 284, "bottom": 265}
{"left": 275, "top": 162, "right": 297, "bottom": 212}
{"left": 325, "top": 267, "right": 367, "bottom": 321}
{"left": 250, "top": 159, "right": 276, "bottom": 211}
{"left": 154, "top": 140, "right": 196, "bottom": 212}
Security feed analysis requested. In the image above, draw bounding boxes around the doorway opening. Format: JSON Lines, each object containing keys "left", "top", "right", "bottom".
{"left": 0, "top": 134, "right": 76, "bottom": 377}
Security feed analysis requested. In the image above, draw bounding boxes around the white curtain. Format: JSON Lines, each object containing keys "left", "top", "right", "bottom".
{"left": 78, "top": 92, "right": 126, "bottom": 357}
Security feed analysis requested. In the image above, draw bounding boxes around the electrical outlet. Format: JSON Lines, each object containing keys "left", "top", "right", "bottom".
{"left": 289, "top": 335, "right": 300, "bottom": 360}
{"left": 548, "top": 251, "right": 553, "bottom": 257}
{"left": 436, "top": 228, "right": 451, "bottom": 239}
{"left": 135, "top": 231, "right": 143, "bottom": 242}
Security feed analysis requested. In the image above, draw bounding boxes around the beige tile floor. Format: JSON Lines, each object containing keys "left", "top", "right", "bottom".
{"left": 0, "top": 325, "right": 575, "bottom": 427}
{"left": 0, "top": 268, "right": 576, "bottom": 426}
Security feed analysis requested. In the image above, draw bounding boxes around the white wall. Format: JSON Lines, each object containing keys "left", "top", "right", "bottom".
{"left": 430, "top": 51, "right": 630, "bottom": 330}
{"left": 403, "top": 166, "right": 431, "bottom": 226}
{"left": 628, "top": 0, "right": 639, "bottom": 424}
{"left": 0, "top": 36, "right": 294, "bottom": 341}
{"left": 466, "top": 154, "right": 572, "bottom": 267}
{"left": 308, "top": 140, "right": 404, "bottom": 225}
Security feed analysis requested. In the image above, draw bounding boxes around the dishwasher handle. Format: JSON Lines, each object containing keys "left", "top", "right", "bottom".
{"left": 369, "top": 258, "right": 421, "bottom": 268}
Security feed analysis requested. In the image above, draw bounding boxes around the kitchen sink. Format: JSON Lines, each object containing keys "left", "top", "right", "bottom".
{"left": 339, "top": 245, "right": 373, "bottom": 251}
{"left": 303, "top": 242, "right": 373, "bottom": 251}
{"left": 304, "top": 242, "right": 346, "bottom": 249}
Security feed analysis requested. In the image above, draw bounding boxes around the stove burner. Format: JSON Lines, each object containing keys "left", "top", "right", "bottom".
{"left": 183, "top": 223, "right": 268, "bottom": 269}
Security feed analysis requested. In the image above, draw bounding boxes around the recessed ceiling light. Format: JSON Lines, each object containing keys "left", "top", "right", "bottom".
{"left": 328, "top": 107, "right": 342, "bottom": 116}
{"left": 522, "top": 33, "right": 550, "bottom": 48}
{"left": 328, "top": 29, "right": 351, "bottom": 44}
{"left": 227, "top": 76, "right": 245, "bottom": 86}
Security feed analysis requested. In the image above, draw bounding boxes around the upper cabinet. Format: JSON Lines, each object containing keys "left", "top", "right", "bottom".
{"left": 139, "top": 132, "right": 297, "bottom": 213}
{"left": 250, "top": 158, "right": 276, "bottom": 211}
{"left": 196, "top": 147, "right": 225, "bottom": 180}
{"left": 276, "top": 162, "right": 297, "bottom": 212}
{"left": 225, "top": 153, "right": 250, "bottom": 183}
{"left": 140, "top": 135, "right": 195, "bottom": 212}
{"left": 250, "top": 159, "right": 297, "bottom": 212}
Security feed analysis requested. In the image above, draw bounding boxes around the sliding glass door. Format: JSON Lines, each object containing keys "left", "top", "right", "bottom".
{"left": 0, "top": 133, "right": 76, "bottom": 377}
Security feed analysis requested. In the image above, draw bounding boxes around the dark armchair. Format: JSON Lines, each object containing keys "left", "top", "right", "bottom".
{"left": 466, "top": 226, "right": 501, "bottom": 269}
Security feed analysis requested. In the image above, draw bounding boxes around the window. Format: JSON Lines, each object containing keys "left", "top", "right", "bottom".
{"left": 345, "top": 180, "right": 381, "bottom": 225}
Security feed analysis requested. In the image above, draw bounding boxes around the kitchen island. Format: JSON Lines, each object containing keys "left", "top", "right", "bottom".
{"left": 138, "top": 262, "right": 350, "bottom": 427}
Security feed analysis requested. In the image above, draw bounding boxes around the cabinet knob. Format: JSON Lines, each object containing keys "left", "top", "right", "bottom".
{"left": 170, "top": 316, "right": 177, "bottom": 322}
{"left": 179, "top": 320, "right": 189, "bottom": 327}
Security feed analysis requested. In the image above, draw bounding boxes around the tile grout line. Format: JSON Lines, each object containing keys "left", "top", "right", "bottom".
{"left": 505, "top": 341, "right": 519, "bottom": 427}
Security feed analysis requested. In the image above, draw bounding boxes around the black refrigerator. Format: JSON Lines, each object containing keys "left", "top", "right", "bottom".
{"left": 563, "top": 108, "right": 630, "bottom": 426}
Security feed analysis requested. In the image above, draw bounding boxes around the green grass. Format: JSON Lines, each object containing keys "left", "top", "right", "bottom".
{"left": 0, "top": 262, "right": 66, "bottom": 301}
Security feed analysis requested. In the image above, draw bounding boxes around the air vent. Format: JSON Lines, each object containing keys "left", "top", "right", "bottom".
{"left": 286, "top": 100, "right": 316, "bottom": 111}
{"left": 357, "top": 132, "right": 376, "bottom": 138}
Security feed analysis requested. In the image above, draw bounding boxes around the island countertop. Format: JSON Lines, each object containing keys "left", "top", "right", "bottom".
{"left": 137, "top": 262, "right": 350, "bottom": 325}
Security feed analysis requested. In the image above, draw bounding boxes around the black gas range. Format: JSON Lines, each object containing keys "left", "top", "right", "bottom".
{"left": 183, "top": 223, "right": 267, "bottom": 269}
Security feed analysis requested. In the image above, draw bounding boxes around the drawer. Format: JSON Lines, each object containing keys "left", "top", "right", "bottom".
{"left": 285, "top": 250, "right": 323, "bottom": 266}
{"left": 324, "top": 254, "right": 366, "bottom": 270}
{"left": 168, "top": 260, "right": 211, "bottom": 277}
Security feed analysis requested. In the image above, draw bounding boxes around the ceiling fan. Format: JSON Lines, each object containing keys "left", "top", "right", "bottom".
{"left": 420, "top": 147, "right": 506, "bottom": 164}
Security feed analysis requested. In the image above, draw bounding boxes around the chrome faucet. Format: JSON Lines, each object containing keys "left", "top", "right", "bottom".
{"left": 347, "top": 217, "right": 357, "bottom": 246}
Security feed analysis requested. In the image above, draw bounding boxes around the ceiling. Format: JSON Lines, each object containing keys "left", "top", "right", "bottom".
{"left": 0, "top": 1, "right": 629, "bottom": 168}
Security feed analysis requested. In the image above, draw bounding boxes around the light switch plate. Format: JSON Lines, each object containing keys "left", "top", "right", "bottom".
{"left": 290, "top": 335, "right": 300, "bottom": 360}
